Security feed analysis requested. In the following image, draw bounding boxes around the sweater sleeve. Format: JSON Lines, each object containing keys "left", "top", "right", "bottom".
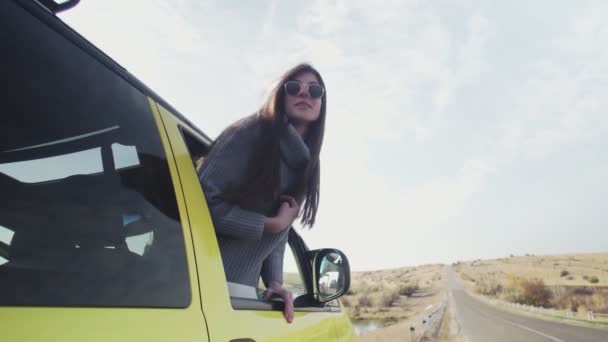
{"left": 261, "top": 233, "right": 288, "bottom": 287}
{"left": 198, "top": 119, "right": 266, "bottom": 240}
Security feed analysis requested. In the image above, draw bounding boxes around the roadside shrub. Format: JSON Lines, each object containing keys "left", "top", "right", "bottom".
{"left": 519, "top": 279, "right": 552, "bottom": 307}
{"left": 560, "top": 270, "right": 569, "bottom": 277}
{"left": 358, "top": 294, "right": 372, "bottom": 307}
{"left": 355, "top": 280, "right": 381, "bottom": 293}
{"left": 589, "top": 276, "right": 599, "bottom": 284}
{"left": 398, "top": 284, "right": 419, "bottom": 297}
{"left": 556, "top": 296, "right": 580, "bottom": 312}
{"left": 573, "top": 287, "right": 593, "bottom": 296}
{"left": 566, "top": 276, "right": 574, "bottom": 280}
{"left": 379, "top": 290, "right": 400, "bottom": 307}
{"left": 476, "top": 277, "right": 503, "bottom": 296}
{"left": 366, "top": 284, "right": 382, "bottom": 292}
{"left": 554, "top": 287, "right": 608, "bottom": 313}
{"left": 461, "top": 273, "right": 475, "bottom": 283}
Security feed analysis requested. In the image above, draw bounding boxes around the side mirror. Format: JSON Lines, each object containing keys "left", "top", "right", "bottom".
{"left": 311, "top": 249, "right": 350, "bottom": 303}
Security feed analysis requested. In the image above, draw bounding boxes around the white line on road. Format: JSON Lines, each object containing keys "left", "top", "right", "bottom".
{"left": 493, "top": 314, "right": 566, "bottom": 342}
{"left": 461, "top": 294, "right": 568, "bottom": 342}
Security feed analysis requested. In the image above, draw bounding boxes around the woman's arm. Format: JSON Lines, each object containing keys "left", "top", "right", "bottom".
{"left": 264, "top": 280, "right": 294, "bottom": 323}
{"left": 260, "top": 235, "right": 296, "bottom": 323}
{"left": 264, "top": 196, "right": 300, "bottom": 233}
{"left": 261, "top": 240, "right": 294, "bottom": 324}
{"left": 198, "top": 118, "right": 267, "bottom": 240}
{"left": 261, "top": 236, "right": 287, "bottom": 287}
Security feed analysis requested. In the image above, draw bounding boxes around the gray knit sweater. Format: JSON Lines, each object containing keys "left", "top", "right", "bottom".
{"left": 198, "top": 114, "right": 310, "bottom": 288}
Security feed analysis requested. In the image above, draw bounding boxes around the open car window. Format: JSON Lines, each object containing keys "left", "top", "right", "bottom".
{"left": 282, "top": 242, "right": 307, "bottom": 298}
{"left": 179, "top": 127, "right": 313, "bottom": 309}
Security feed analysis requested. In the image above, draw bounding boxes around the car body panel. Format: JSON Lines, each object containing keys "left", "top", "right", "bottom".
{"left": 0, "top": 98, "right": 209, "bottom": 342}
{"left": 0, "top": 308, "right": 208, "bottom": 342}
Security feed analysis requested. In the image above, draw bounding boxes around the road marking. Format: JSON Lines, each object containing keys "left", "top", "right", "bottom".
{"left": 491, "top": 313, "right": 566, "bottom": 342}
{"left": 459, "top": 293, "right": 567, "bottom": 342}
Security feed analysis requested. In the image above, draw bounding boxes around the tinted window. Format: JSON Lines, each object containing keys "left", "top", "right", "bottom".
{"left": 0, "top": 1, "right": 189, "bottom": 307}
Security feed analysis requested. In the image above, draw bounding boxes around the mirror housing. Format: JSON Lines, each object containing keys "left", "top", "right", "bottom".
{"left": 310, "top": 248, "right": 350, "bottom": 303}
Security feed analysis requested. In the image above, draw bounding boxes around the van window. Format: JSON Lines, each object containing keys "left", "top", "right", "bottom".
{"left": 0, "top": 148, "right": 103, "bottom": 183}
{"left": 0, "top": 225, "right": 13, "bottom": 266}
{"left": 0, "top": 3, "right": 190, "bottom": 308}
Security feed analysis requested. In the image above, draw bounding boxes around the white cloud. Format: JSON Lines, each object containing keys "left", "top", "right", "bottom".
{"left": 61, "top": 0, "right": 500, "bottom": 269}
{"left": 61, "top": 1, "right": 608, "bottom": 270}
{"left": 301, "top": 154, "right": 493, "bottom": 270}
{"left": 262, "top": 0, "right": 279, "bottom": 36}
{"left": 300, "top": 0, "right": 351, "bottom": 35}
{"left": 493, "top": 26, "right": 608, "bottom": 162}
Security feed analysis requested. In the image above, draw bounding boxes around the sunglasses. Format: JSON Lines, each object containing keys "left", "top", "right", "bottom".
{"left": 284, "top": 81, "right": 325, "bottom": 99}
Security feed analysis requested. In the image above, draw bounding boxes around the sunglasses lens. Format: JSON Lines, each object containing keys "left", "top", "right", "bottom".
{"left": 285, "top": 82, "right": 301, "bottom": 96}
{"left": 308, "top": 85, "right": 324, "bottom": 98}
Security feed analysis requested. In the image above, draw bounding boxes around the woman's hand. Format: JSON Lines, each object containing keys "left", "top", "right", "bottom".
{"left": 264, "top": 281, "right": 294, "bottom": 323}
{"left": 264, "top": 195, "right": 300, "bottom": 233}
{"left": 279, "top": 195, "right": 300, "bottom": 219}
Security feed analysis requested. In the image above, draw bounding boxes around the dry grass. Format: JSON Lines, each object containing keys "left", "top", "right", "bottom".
{"left": 454, "top": 252, "right": 608, "bottom": 314}
{"left": 285, "top": 265, "right": 445, "bottom": 325}
{"left": 454, "top": 253, "right": 608, "bottom": 287}
{"left": 357, "top": 320, "right": 413, "bottom": 342}
{"left": 343, "top": 264, "right": 444, "bottom": 323}
{"left": 347, "top": 265, "right": 448, "bottom": 341}
{"left": 281, "top": 272, "right": 306, "bottom": 295}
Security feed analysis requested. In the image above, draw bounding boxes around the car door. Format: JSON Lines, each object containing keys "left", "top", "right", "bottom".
{"left": 153, "top": 103, "right": 342, "bottom": 342}
{"left": 0, "top": 2, "right": 209, "bottom": 341}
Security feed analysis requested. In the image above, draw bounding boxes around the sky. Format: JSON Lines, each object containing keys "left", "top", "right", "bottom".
{"left": 58, "top": 0, "right": 608, "bottom": 271}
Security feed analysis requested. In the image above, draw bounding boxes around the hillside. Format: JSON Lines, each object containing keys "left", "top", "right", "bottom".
{"left": 453, "top": 253, "right": 608, "bottom": 316}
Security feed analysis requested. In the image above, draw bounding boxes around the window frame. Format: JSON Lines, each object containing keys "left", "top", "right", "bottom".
{"left": 176, "top": 126, "right": 337, "bottom": 313}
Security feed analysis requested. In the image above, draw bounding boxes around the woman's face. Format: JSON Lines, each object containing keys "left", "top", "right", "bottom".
{"left": 283, "top": 71, "right": 323, "bottom": 129}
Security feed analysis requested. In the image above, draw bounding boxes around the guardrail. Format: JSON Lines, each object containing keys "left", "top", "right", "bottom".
{"left": 408, "top": 302, "right": 446, "bottom": 342}
{"left": 594, "top": 312, "right": 608, "bottom": 320}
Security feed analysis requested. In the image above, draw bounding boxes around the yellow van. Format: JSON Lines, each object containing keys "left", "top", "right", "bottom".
{"left": 0, "top": 1, "right": 357, "bottom": 341}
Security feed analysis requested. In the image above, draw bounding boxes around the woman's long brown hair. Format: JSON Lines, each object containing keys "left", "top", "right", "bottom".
{"left": 224, "top": 63, "right": 326, "bottom": 228}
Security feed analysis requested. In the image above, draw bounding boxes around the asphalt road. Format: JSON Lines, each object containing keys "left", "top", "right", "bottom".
{"left": 447, "top": 268, "right": 608, "bottom": 342}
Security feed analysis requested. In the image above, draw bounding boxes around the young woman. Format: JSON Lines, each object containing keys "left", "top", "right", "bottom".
{"left": 198, "top": 63, "right": 326, "bottom": 323}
